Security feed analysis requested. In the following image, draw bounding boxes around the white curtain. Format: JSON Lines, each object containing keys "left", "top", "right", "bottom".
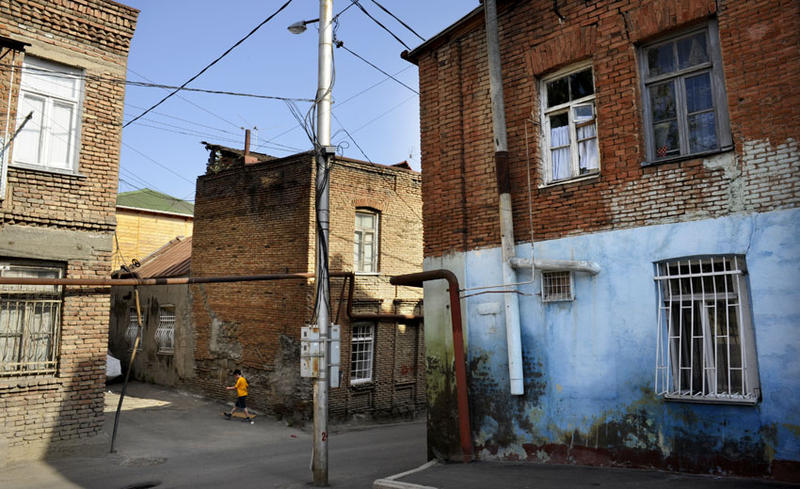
{"left": 578, "top": 123, "right": 599, "bottom": 171}
{"left": 550, "top": 125, "right": 571, "bottom": 180}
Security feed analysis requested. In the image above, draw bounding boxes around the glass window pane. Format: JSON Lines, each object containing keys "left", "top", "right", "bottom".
{"left": 677, "top": 32, "right": 708, "bottom": 69}
{"left": 551, "top": 148, "right": 571, "bottom": 180}
{"left": 578, "top": 137, "right": 598, "bottom": 172}
{"left": 49, "top": 102, "right": 74, "bottom": 169}
{"left": 685, "top": 73, "right": 713, "bottom": 114}
{"left": 546, "top": 77, "right": 569, "bottom": 107}
{"left": 573, "top": 104, "right": 593, "bottom": 122}
{"left": 15, "top": 94, "right": 44, "bottom": 164}
{"left": 649, "top": 82, "right": 677, "bottom": 122}
{"left": 688, "top": 112, "right": 717, "bottom": 153}
{"left": 549, "top": 113, "right": 569, "bottom": 146}
{"left": 569, "top": 69, "right": 594, "bottom": 99}
{"left": 653, "top": 121, "right": 679, "bottom": 158}
{"left": 354, "top": 232, "right": 362, "bottom": 270}
{"left": 647, "top": 43, "right": 675, "bottom": 76}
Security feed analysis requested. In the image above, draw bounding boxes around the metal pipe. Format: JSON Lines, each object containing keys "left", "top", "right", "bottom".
{"left": 0, "top": 272, "right": 315, "bottom": 287}
{"left": 332, "top": 271, "right": 422, "bottom": 322}
{"left": 110, "top": 288, "right": 143, "bottom": 453}
{"left": 484, "top": 0, "right": 524, "bottom": 396}
{"left": 390, "top": 270, "right": 473, "bottom": 463}
{"left": 510, "top": 258, "right": 601, "bottom": 275}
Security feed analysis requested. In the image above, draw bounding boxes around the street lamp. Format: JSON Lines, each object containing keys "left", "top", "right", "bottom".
{"left": 290, "top": 3, "right": 333, "bottom": 487}
{"left": 287, "top": 18, "right": 318, "bottom": 35}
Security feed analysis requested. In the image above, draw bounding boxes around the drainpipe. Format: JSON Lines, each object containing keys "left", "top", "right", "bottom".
{"left": 484, "top": 0, "right": 524, "bottom": 396}
{"left": 390, "top": 270, "right": 473, "bottom": 463}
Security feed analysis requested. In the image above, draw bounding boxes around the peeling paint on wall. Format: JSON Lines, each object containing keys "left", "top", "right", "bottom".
{"left": 423, "top": 209, "right": 800, "bottom": 480}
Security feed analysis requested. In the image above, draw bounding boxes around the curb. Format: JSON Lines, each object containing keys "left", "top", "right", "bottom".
{"left": 373, "top": 460, "right": 439, "bottom": 489}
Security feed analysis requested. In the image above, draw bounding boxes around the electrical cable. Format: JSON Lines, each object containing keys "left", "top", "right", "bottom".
{"left": 335, "top": 41, "right": 418, "bottom": 95}
{"left": 0, "top": 64, "right": 313, "bottom": 103}
{"left": 128, "top": 68, "right": 241, "bottom": 130}
{"left": 123, "top": 0, "right": 296, "bottom": 128}
{"left": 351, "top": 0, "right": 410, "bottom": 50}
{"left": 368, "top": 0, "right": 426, "bottom": 41}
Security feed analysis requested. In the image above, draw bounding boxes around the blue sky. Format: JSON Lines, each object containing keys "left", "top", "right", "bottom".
{"left": 118, "top": 0, "right": 477, "bottom": 202}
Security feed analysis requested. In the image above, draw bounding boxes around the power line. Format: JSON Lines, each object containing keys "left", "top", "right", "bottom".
{"left": 368, "top": 0, "right": 425, "bottom": 42}
{"left": 122, "top": 142, "right": 196, "bottom": 185}
{"left": 335, "top": 41, "right": 418, "bottom": 95}
{"left": 0, "top": 64, "right": 313, "bottom": 103}
{"left": 352, "top": 94, "right": 417, "bottom": 134}
{"left": 330, "top": 111, "right": 423, "bottom": 223}
{"left": 128, "top": 68, "right": 241, "bottom": 130}
{"left": 351, "top": 0, "right": 410, "bottom": 50}
{"left": 123, "top": 0, "right": 295, "bottom": 128}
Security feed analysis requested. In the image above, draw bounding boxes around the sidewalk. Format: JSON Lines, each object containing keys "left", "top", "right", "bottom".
{"left": 375, "top": 461, "right": 799, "bottom": 489}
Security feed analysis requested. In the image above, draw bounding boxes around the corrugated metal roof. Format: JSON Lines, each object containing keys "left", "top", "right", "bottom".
{"left": 122, "top": 236, "right": 192, "bottom": 278}
{"left": 117, "top": 189, "right": 194, "bottom": 216}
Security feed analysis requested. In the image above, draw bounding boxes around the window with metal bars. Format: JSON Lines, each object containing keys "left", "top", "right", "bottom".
{"left": 0, "top": 262, "right": 63, "bottom": 376}
{"left": 350, "top": 323, "right": 374, "bottom": 384}
{"left": 125, "top": 307, "right": 142, "bottom": 352}
{"left": 654, "top": 256, "right": 760, "bottom": 404}
{"left": 541, "top": 271, "right": 574, "bottom": 302}
{"left": 155, "top": 305, "right": 175, "bottom": 354}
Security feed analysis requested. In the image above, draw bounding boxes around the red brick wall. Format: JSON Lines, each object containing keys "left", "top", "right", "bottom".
{"left": 189, "top": 154, "right": 425, "bottom": 420}
{"left": 0, "top": 0, "right": 137, "bottom": 462}
{"left": 414, "top": 0, "right": 800, "bottom": 258}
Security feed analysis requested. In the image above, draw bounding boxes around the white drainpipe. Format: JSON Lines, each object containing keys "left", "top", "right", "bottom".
{"left": 484, "top": 0, "right": 524, "bottom": 395}
{"left": 484, "top": 0, "right": 601, "bottom": 396}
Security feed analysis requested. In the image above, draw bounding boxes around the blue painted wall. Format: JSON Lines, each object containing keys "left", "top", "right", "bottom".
{"left": 447, "top": 208, "right": 800, "bottom": 475}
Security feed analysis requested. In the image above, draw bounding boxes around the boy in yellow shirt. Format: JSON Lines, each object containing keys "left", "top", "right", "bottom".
{"left": 224, "top": 369, "right": 252, "bottom": 422}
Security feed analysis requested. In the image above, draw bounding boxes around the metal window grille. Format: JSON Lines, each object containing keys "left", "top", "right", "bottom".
{"left": 654, "top": 256, "right": 758, "bottom": 403}
{"left": 0, "top": 264, "right": 62, "bottom": 376}
{"left": 126, "top": 308, "right": 142, "bottom": 352}
{"left": 155, "top": 306, "right": 175, "bottom": 354}
{"left": 350, "top": 323, "right": 374, "bottom": 383}
{"left": 541, "top": 271, "right": 574, "bottom": 302}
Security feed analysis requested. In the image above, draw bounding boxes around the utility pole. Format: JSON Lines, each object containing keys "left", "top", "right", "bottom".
{"left": 313, "top": 0, "right": 333, "bottom": 486}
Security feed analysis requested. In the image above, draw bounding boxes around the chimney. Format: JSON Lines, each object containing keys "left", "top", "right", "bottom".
{"left": 244, "top": 128, "right": 258, "bottom": 165}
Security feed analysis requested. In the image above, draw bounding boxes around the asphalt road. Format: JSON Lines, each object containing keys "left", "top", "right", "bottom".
{"left": 0, "top": 382, "right": 427, "bottom": 489}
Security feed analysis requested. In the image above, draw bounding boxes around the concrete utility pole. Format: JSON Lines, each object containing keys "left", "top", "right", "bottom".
{"left": 313, "top": 0, "right": 333, "bottom": 486}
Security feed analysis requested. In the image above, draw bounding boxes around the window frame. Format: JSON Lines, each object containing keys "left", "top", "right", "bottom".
{"left": 0, "top": 261, "right": 64, "bottom": 377}
{"left": 349, "top": 322, "right": 375, "bottom": 384}
{"left": 354, "top": 209, "right": 380, "bottom": 274}
{"left": 654, "top": 255, "right": 760, "bottom": 405}
{"left": 541, "top": 270, "right": 575, "bottom": 302}
{"left": 539, "top": 61, "right": 600, "bottom": 186}
{"left": 12, "top": 56, "right": 84, "bottom": 174}
{"left": 638, "top": 21, "right": 732, "bottom": 165}
{"left": 126, "top": 307, "right": 142, "bottom": 352}
{"left": 155, "top": 305, "right": 175, "bottom": 355}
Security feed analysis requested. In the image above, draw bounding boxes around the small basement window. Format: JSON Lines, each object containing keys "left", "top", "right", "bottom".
{"left": 541, "top": 271, "right": 574, "bottom": 302}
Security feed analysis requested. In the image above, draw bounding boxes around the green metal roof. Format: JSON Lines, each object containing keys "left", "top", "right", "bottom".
{"left": 116, "top": 189, "right": 194, "bottom": 216}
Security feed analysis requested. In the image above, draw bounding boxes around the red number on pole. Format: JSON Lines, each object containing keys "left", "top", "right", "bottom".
{"left": 322, "top": 431, "right": 327, "bottom": 442}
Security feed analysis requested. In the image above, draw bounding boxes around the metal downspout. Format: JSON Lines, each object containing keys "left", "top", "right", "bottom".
{"left": 390, "top": 270, "right": 473, "bottom": 463}
{"left": 484, "top": 0, "right": 524, "bottom": 395}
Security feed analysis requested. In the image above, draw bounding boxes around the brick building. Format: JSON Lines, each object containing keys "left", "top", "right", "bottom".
{"left": 112, "top": 188, "right": 194, "bottom": 270}
{"left": 109, "top": 236, "right": 193, "bottom": 387}
{"left": 188, "top": 144, "right": 425, "bottom": 421}
{"left": 404, "top": 0, "right": 799, "bottom": 480}
{"left": 0, "top": 0, "right": 137, "bottom": 464}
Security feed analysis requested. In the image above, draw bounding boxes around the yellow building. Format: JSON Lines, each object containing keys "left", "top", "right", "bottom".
{"left": 113, "top": 189, "right": 193, "bottom": 271}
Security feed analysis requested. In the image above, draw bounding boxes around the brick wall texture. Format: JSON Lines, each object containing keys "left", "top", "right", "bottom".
{"left": 0, "top": 0, "right": 137, "bottom": 462}
{"left": 413, "top": 0, "right": 800, "bottom": 258}
{"left": 189, "top": 152, "right": 425, "bottom": 421}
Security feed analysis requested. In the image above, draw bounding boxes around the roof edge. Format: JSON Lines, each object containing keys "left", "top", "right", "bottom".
{"left": 402, "top": 4, "right": 485, "bottom": 64}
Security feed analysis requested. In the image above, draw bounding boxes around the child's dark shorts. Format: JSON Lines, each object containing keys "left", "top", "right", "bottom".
{"left": 236, "top": 396, "right": 247, "bottom": 409}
